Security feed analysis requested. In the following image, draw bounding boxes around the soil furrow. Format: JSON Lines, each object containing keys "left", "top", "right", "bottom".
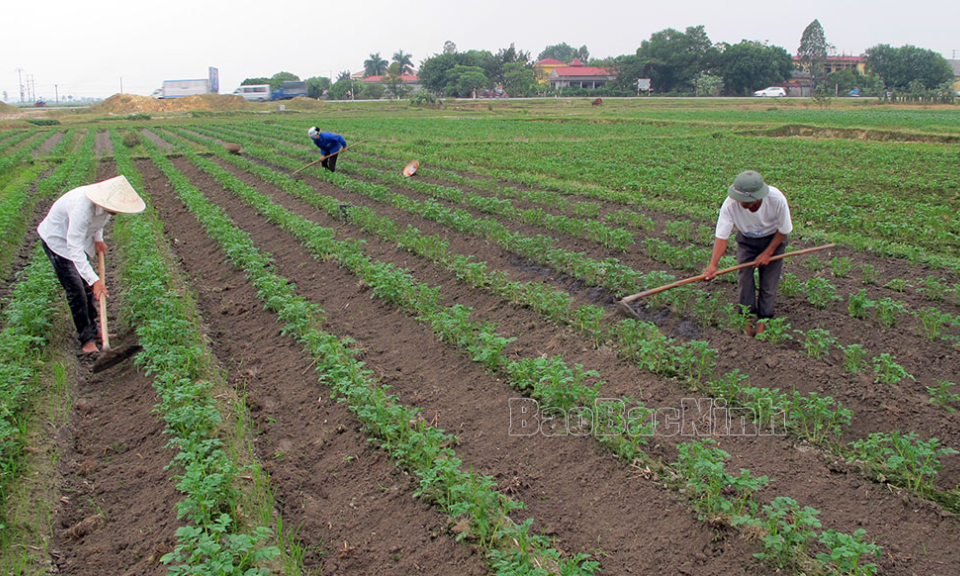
{"left": 190, "top": 150, "right": 960, "bottom": 575}
{"left": 49, "top": 161, "right": 178, "bottom": 575}
{"left": 215, "top": 141, "right": 960, "bottom": 475}
{"left": 138, "top": 158, "right": 490, "bottom": 576}
{"left": 161, "top": 156, "right": 768, "bottom": 574}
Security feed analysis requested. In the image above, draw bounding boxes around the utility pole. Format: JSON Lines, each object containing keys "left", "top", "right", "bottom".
{"left": 120, "top": 76, "right": 123, "bottom": 94}
{"left": 15, "top": 68, "right": 24, "bottom": 103}
{"left": 55, "top": 84, "right": 59, "bottom": 105}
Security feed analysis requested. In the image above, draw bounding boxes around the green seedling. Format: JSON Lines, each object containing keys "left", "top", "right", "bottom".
{"left": 926, "top": 380, "right": 960, "bottom": 412}
{"left": 883, "top": 278, "right": 909, "bottom": 293}
{"left": 847, "top": 289, "right": 873, "bottom": 319}
{"left": 873, "top": 297, "right": 907, "bottom": 328}
{"left": 804, "top": 277, "right": 841, "bottom": 310}
{"left": 802, "top": 328, "right": 837, "bottom": 360}
{"left": 779, "top": 273, "right": 801, "bottom": 298}
{"left": 917, "top": 276, "right": 947, "bottom": 301}
{"left": 829, "top": 256, "right": 853, "bottom": 278}
{"left": 917, "top": 307, "right": 952, "bottom": 340}
{"left": 734, "top": 496, "right": 821, "bottom": 568}
{"left": 872, "top": 353, "right": 914, "bottom": 385}
{"left": 816, "top": 529, "right": 881, "bottom": 576}
{"left": 801, "top": 255, "right": 824, "bottom": 273}
{"left": 850, "top": 431, "right": 957, "bottom": 491}
{"left": 755, "top": 317, "right": 793, "bottom": 344}
{"left": 786, "top": 391, "right": 852, "bottom": 443}
{"left": 840, "top": 344, "right": 868, "bottom": 373}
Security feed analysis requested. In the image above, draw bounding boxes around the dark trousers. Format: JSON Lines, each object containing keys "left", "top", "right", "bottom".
{"left": 41, "top": 240, "right": 99, "bottom": 346}
{"left": 736, "top": 232, "right": 786, "bottom": 319}
{"left": 321, "top": 153, "right": 338, "bottom": 172}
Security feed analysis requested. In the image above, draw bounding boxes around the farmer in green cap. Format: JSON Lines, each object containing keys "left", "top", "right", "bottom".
{"left": 702, "top": 171, "right": 793, "bottom": 337}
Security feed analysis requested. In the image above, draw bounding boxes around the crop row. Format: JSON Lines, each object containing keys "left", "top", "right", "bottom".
{"left": 254, "top": 127, "right": 960, "bottom": 336}
{"left": 141, "top": 133, "right": 600, "bottom": 575}
{"left": 0, "top": 247, "right": 63, "bottom": 506}
{"left": 291, "top": 119, "right": 960, "bottom": 274}
{"left": 0, "top": 129, "right": 95, "bottom": 538}
{"left": 191, "top": 125, "right": 952, "bottom": 410}
{"left": 244, "top": 125, "right": 960, "bottom": 395}
{"left": 184, "top": 126, "right": 960, "bottom": 503}
{"left": 157, "top": 127, "right": 891, "bottom": 574}
{"left": 0, "top": 130, "right": 88, "bottom": 283}
{"left": 110, "top": 131, "right": 282, "bottom": 575}
{"left": 348, "top": 150, "right": 960, "bottom": 322}
{"left": 358, "top": 121, "right": 960, "bottom": 255}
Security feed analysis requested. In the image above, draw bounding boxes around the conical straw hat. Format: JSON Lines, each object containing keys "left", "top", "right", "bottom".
{"left": 82, "top": 175, "right": 145, "bottom": 214}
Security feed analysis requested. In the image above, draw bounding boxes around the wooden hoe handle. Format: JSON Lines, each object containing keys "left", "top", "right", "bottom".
{"left": 621, "top": 243, "right": 835, "bottom": 304}
{"left": 97, "top": 251, "right": 110, "bottom": 350}
{"left": 292, "top": 140, "right": 365, "bottom": 175}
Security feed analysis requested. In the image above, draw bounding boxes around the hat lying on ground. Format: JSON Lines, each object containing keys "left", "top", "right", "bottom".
{"left": 727, "top": 170, "right": 770, "bottom": 203}
{"left": 82, "top": 175, "right": 146, "bottom": 214}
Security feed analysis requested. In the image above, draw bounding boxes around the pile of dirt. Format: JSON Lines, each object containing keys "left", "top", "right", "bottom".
{"left": 0, "top": 101, "right": 17, "bottom": 113}
{"left": 278, "top": 96, "right": 325, "bottom": 110}
{"left": 93, "top": 93, "right": 249, "bottom": 114}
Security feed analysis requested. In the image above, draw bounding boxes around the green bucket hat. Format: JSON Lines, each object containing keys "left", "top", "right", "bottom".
{"left": 727, "top": 170, "right": 770, "bottom": 203}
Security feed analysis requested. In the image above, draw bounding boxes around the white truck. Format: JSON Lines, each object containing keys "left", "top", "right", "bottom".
{"left": 153, "top": 67, "right": 220, "bottom": 99}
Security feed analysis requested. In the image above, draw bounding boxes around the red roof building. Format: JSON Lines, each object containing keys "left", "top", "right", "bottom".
{"left": 360, "top": 74, "right": 419, "bottom": 83}
{"left": 548, "top": 59, "right": 615, "bottom": 90}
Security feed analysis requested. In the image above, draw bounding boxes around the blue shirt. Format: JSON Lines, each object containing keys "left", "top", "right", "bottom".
{"left": 311, "top": 132, "right": 346, "bottom": 155}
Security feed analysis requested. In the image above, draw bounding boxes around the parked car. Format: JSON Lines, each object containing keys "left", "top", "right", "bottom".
{"left": 753, "top": 87, "right": 786, "bottom": 97}
{"left": 233, "top": 84, "right": 271, "bottom": 102}
{"left": 848, "top": 88, "right": 862, "bottom": 97}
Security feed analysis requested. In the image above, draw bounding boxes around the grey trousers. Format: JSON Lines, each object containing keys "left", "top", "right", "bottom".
{"left": 736, "top": 232, "right": 786, "bottom": 319}
{"left": 42, "top": 240, "right": 100, "bottom": 345}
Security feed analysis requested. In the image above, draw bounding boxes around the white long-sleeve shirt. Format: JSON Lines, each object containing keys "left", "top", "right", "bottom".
{"left": 715, "top": 186, "right": 793, "bottom": 239}
{"left": 37, "top": 187, "right": 111, "bottom": 286}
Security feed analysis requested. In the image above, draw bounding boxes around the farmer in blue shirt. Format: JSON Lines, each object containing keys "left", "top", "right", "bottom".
{"left": 307, "top": 127, "right": 347, "bottom": 172}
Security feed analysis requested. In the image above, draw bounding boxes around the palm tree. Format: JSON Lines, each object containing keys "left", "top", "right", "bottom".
{"left": 364, "top": 53, "right": 388, "bottom": 77}
{"left": 393, "top": 50, "right": 414, "bottom": 75}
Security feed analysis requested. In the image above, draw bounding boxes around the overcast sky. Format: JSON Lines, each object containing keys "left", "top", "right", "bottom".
{"left": 3, "top": 0, "right": 957, "bottom": 102}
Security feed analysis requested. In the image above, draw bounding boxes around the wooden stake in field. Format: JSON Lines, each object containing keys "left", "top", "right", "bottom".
{"left": 615, "top": 243, "right": 835, "bottom": 320}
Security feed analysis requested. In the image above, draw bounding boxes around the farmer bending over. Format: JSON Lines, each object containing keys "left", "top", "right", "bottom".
{"left": 37, "top": 175, "right": 145, "bottom": 353}
{"left": 307, "top": 127, "right": 347, "bottom": 172}
{"left": 702, "top": 170, "right": 793, "bottom": 337}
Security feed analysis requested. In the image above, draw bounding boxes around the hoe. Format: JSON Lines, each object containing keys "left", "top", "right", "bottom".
{"left": 92, "top": 252, "right": 142, "bottom": 373}
{"left": 291, "top": 141, "right": 365, "bottom": 176}
{"left": 615, "top": 243, "right": 835, "bottom": 321}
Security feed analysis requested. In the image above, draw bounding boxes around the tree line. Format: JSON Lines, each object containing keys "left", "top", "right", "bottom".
{"left": 240, "top": 24, "right": 956, "bottom": 100}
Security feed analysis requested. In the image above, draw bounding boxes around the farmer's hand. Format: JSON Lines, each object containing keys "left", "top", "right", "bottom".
{"left": 703, "top": 264, "right": 718, "bottom": 281}
{"left": 754, "top": 252, "right": 772, "bottom": 267}
{"left": 95, "top": 241, "right": 108, "bottom": 255}
{"left": 92, "top": 279, "right": 108, "bottom": 300}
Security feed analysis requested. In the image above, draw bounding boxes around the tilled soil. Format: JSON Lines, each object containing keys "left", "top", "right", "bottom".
{"left": 194, "top": 153, "right": 960, "bottom": 575}
{"left": 93, "top": 130, "right": 112, "bottom": 157}
{"left": 145, "top": 155, "right": 772, "bottom": 575}
{"left": 48, "top": 162, "right": 178, "bottom": 575}
{"left": 326, "top": 154, "right": 960, "bottom": 482}
{"left": 138, "top": 159, "right": 490, "bottom": 576}
{"left": 32, "top": 130, "right": 65, "bottom": 158}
